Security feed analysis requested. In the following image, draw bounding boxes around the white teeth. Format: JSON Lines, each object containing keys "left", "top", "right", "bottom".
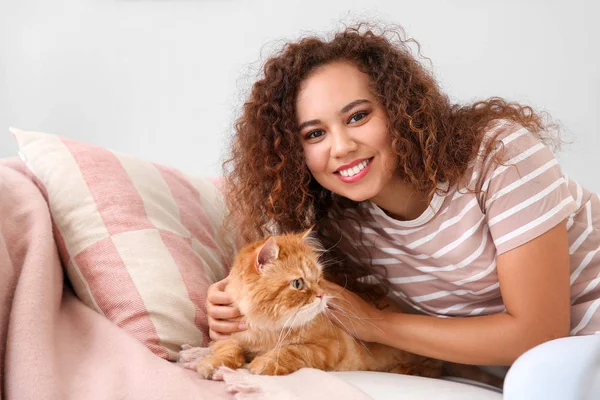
{"left": 339, "top": 159, "right": 370, "bottom": 178}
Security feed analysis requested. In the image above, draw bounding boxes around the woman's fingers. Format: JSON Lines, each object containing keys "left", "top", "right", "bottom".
{"left": 208, "top": 291, "right": 234, "bottom": 306}
{"left": 216, "top": 275, "right": 231, "bottom": 288}
{"left": 208, "top": 316, "right": 246, "bottom": 335}
{"left": 207, "top": 277, "right": 234, "bottom": 305}
{"left": 209, "top": 329, "right": 230, "bottom": 341}
{"left": 206, "top": 275, "right": 247, "bottom": 341}
{"left": 208, "top": 304, "right": 242, "bottom": 320}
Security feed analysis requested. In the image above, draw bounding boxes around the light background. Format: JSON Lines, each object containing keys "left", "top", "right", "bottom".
{"left": 1, "top": 0, "right": 598, "bottom": 191}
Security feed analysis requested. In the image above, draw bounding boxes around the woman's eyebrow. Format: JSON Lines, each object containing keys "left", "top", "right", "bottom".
{"left": 298, "top": 119, "right": 321, "bottom": 131}
{"left": 339, "top": 99, "right": 371, "bottom": 115}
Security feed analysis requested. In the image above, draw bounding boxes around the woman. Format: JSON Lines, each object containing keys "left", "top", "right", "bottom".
{"left": 206, "top": 24, "right": 600, "bottom": 369}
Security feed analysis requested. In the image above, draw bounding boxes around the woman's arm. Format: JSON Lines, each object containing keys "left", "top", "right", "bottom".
{"left": 326, "top": 221, "right": 571, "bottom": 366}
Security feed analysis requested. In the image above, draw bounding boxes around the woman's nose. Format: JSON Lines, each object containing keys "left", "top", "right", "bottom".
{"left": 330, "top": 129, "right": 357, "bottom": 158}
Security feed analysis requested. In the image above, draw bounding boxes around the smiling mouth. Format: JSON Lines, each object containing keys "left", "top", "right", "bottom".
{"left": 336, "top": 158, "right": 373, "bottom": 178}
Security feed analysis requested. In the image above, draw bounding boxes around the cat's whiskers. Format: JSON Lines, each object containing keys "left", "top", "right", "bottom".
{"left": 323, "top": 312, "right": 342, "bottom": 360}
{"left": 331, "top": 307, "right": 380, "bottom": 351}
{"left": 325, "top": 309, "right": 356, "bottom": 339}
{"left": 271, "top": 301, "right": 322, "bottom": 373}
{"left": 273, "top": 313, "right": 301, "bottom": 374}
{"left": 275, "top": 312, "right": 297, "bottom": 345}
{"left": 285, "top": 300, "right": 322, "bottom": 328}
{"left": 318, "top": 258, "right": 340, "bottom": 272}
{"left": 281, "top": 314, "right": 299, "bottom": 343}
{"left": 327, "top": 295, "right": 358, "bottom": 311}
{"left": 316, "top": 233, "right": 344, "bottom": 272}
{"left": 274, "top": 312, "right": 299, "bottom": 353}
{"left": 327, "top": 293, "right": 384, "bottom": 324}
{"left": 328, "top": 307, "right": 361, "bottom": 339}
{"left": 327, "top": 296, "right": 385, "bottom": 336}
{"left": 322, "top": 232, "right": 343, "bottom": 253}
{"left": 325, "top": 277, "right": 353, "bottom": 299}
{"left": 325, "top": 309, "right": 373, "bottom": 357}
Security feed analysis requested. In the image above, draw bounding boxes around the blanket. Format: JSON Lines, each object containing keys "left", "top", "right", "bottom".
{"left": 0, "top": 159, "right": 371, "bottom": 400}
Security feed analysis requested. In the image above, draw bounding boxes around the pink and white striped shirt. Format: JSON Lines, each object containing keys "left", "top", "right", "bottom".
{"left": 338, "top": 120, "right": 600, "bottom": 335}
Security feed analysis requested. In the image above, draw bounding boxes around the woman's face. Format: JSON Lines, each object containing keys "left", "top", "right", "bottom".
{"left": 296, "top": 61, "right": 398, "bottom": 203}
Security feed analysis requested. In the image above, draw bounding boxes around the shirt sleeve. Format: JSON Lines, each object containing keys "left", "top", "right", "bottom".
{"left": 477, "top": 123, "right": 578, "bottom": 255}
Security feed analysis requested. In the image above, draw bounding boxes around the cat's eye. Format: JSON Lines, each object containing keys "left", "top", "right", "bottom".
{"left": 291, "top": 278, "right": 305, "bottom": 290}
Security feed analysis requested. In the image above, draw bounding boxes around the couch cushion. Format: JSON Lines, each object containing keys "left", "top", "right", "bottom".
{"left": 11, "top": 128, "right": 236, "bottom": 360}
{"left": 333, "top": 371, "right": 502, "bottom": 399}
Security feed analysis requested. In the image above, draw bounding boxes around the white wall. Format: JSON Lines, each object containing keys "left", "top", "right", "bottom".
{"left": 1, "top": 0, "right": 598, "bottom": 192}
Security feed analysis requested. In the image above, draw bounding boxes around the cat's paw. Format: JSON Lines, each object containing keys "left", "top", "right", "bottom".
{"left": 248, "top": 356, "right": 290, "bottom": 376}
{"left": 177, "top": 345, "right": 211, "bottom": 370}
{"left": 196, "top": 354, "right": 245, "bottom": 380}
{"left": 196, "top": 357, "right": 220, "bottom": 380}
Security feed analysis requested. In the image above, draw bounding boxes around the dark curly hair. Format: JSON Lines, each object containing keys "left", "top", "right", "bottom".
{"left": 223, "top": 23, "right": 555, "bottom": 298}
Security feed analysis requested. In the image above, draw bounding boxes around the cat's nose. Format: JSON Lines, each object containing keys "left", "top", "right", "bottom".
{"left": 317, "top": 293, "right": 324, "bottom": 299}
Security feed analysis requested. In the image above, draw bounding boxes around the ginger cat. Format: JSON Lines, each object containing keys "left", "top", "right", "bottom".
{"left": 197, "top": 229, "right": 443, "bottom": 379}
{"left": 196, "top": 230, "right": 503, "bottom": 388}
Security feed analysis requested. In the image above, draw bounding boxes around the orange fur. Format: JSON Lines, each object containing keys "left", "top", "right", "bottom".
{"left": 196, "top": 230, "right": 443, "bottom": 379}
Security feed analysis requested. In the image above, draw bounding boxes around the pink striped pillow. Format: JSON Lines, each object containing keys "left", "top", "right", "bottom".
{"left": 11, "top": 128, "right": 236, "bottom": 360}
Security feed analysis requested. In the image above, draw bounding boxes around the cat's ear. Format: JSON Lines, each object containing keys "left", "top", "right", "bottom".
{"left": 255, "top": 236, "right": 279, "bottom": 273}
{"left": 301, "top": 225, "right": 315, "bottom": 240}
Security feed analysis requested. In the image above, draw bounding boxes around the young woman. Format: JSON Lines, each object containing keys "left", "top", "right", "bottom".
{"left": 205, "top": 24, "right": 600, "bottom": 368}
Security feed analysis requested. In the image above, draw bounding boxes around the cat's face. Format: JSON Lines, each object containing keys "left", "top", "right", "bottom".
{"left": 235, "top": 232, "right": 328, "bottom": 330}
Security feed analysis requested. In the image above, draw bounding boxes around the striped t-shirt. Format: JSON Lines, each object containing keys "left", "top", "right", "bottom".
{"left": 338, "top": 120, "right": 600, "bottom": 336}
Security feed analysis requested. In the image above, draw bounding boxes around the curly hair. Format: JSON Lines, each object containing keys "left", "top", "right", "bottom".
{"left": 223, "top": 23, "right": 555, "bottom": 297}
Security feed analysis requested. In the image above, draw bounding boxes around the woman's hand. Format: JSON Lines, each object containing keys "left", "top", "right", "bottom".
{"left": 324, "top": 281, "right": 387, "bottom": 343}
{"left": 206, "top": 276, "right": 246, "bottom": 341}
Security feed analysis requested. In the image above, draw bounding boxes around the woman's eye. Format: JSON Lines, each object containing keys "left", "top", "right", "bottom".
{"left": 291, "top": 278, "right": 305, "bottom": 290}
{"left": 348, "top": 111, "right": 367, "bottom": 124}
{"left": 306, "top": 130, "right": 325, "bottom": 140}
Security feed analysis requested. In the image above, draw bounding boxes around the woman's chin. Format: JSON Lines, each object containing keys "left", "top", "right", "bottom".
{"left": 339, "top": 190, "right": 376, "bottom": 203}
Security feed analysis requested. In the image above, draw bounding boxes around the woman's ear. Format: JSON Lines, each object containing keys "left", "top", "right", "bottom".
{"left": 255, "top": 237, "right": 279, "bottom": 272}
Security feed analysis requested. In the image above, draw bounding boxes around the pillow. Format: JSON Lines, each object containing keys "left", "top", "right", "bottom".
{"left": 11, "top": 128, "right": 236, "bottom": 360}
